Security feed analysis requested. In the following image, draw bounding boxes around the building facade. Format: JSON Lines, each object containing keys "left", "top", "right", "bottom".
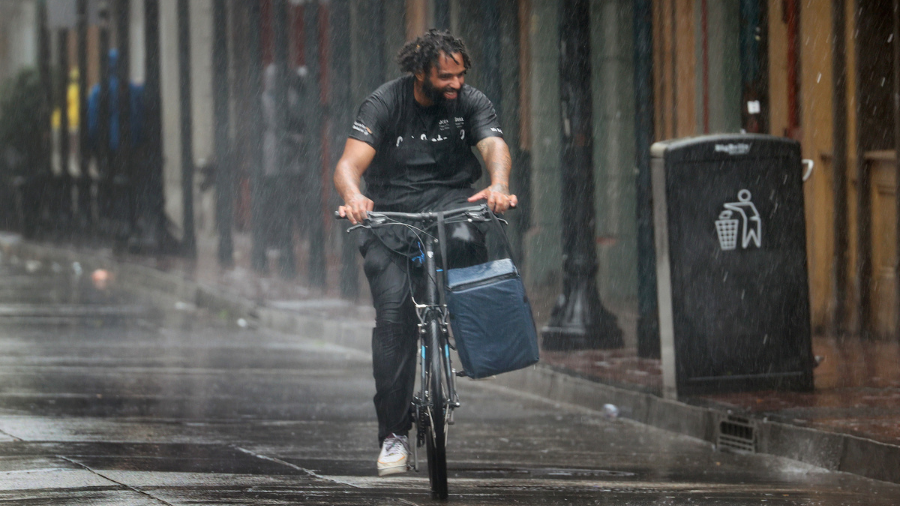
{"left": 3, "top": 0, "right": 897, "bottom": 345}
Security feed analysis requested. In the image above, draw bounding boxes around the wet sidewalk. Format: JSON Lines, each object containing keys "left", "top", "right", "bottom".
{"left": 5, "top": 230, "right": 900, "bottom": 484}
{"left": 540, "top": 338, "right": 900, "bottom": 446}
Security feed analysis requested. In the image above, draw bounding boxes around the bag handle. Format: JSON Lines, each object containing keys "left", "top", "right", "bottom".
{"left": 486, "top": 209, "right": 519, "bottom": 268}
{"left": 438, "top": 206, "right": 518, "bottom": 279}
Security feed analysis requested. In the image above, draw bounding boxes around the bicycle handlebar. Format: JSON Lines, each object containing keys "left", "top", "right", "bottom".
{"left": 334, "top": 204, "right": 496, "bottom": 225}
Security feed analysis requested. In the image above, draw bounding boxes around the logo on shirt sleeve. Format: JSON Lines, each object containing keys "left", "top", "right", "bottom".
{"left": 352, "top": 121, "right": 372, "bottom": 136}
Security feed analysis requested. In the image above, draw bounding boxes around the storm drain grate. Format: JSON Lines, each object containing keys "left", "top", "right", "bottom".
{"left": 716, "top": 415, "right": 756, "bottom": 453}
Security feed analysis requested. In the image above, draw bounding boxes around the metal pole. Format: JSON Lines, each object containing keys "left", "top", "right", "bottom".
{"left": 38, "top": 1, "right": 51, "bottom": 176}
{"left": 269, "top": 0, "right": 296, "bottom": 278}
{"left": 831, "top": 0, "right": 849, "bottom": 338}
{"left": 633, "top": 0, "right": 659, "bottom": 358}
{"left": 34, "top": 0, "right": 51, "bottom": 238}
{"left": 894, "top": 0, "right": 900, "bottom": 341}
{"left": 115, "top": 0, "right": 133, "bottom": 242}
{"left": 144, "top": 0, "right": 166, "bottom": 251}
{"left": 177, "top": 0, "right": 196, "bottom": 257}
{"left": 738, "top": 0, "right": 769, "bottom": 134}
{"left": 76, "top": 0, "right": 92, "bottom": 232}
{"left": 330, "top": 0, "right": 359, "bottom": 299}
{"left": 542, "top": 0, "right": 623, "bottom": 350}
{"left": 248, "top": 0, "right": 268, "bottom": 272}
{"left": 512, "top": 0, "right": 532, "bottom": 270}
{"left": 97, "top": 2, "right": 112, "bottom": 230}
{"left": 853, "top": 0, "right": 872, "bottom": 339}
{"left": 57, "top": 28, "right": 72, "bottom": 237}
{"left": 304, "top": 0, "right": 327, "bottom": 289}
{"left": 213, "top": 0, "right": 234, "bottom": 266}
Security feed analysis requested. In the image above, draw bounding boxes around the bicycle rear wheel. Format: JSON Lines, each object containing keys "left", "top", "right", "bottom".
{"left": 426, "top": 319, "right": 448, "bottom": 500}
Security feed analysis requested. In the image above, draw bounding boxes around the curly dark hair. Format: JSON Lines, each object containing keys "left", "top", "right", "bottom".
{"left": 396, "top": 29, "right": 472, "bottom": 75}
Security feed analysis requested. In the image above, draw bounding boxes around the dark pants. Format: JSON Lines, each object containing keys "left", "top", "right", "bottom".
{"left": 362, "top": 216, "right": 487, "bottom": 447}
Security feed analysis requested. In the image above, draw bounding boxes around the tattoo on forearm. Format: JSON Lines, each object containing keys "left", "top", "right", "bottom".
{"left": 477, "top": 138, "right": 512, "bottom": 192}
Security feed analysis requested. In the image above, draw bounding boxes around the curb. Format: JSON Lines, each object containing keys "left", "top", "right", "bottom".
{"left": 7, "top": 239, "right": 899, "bottom": 485}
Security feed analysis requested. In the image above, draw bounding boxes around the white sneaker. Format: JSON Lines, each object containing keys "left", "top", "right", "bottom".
{"left": 377, "top": 433, "right": 409, "bottom": 476}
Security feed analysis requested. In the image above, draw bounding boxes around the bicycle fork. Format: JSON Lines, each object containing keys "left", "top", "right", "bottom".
{"left": 412, "top": 318, "right": 459, "bottom": 473}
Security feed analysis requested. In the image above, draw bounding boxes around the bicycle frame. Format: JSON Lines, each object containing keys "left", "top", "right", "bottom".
{"left": 338, "top": 204, "right": 492, "bottom": 499}
{"left": 412, "top": 230, "right": 459, "bottom": 464}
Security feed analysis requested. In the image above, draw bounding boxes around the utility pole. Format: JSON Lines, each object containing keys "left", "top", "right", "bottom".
{"left": 542, "top": 0, "right": 623, "bottom": 351}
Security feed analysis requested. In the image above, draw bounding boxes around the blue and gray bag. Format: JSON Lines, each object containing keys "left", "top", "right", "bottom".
{"left": 438, "top": 210, "right": 539, "bottom": 379}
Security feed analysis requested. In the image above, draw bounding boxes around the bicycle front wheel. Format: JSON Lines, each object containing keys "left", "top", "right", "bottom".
{"left": 426, "top": 318, "right": 448, "bottom": 500}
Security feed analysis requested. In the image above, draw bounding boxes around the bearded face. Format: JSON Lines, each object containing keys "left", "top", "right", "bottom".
{"left": 419, "top": 52, "right": 465, "bottom": 106}
{"left": 421, "top": 75, "right": 453, "bottom": 105}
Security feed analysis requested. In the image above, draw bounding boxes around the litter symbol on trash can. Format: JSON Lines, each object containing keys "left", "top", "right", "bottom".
{"left": 715, "top": 189, "right": 762, "bottom": 251}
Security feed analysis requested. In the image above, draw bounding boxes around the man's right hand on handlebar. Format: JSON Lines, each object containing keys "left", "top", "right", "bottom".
{"left": 337, "top": 193, "right": 375, "bottom": 225}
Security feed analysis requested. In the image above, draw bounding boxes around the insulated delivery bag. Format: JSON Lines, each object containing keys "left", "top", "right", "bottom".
{"left": 439, "top": 209, "right": 539, "bottom": 379}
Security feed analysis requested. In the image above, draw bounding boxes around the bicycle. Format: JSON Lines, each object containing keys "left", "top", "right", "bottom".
{"left": 337, "top": 203, "right": 499, "bottom": 500}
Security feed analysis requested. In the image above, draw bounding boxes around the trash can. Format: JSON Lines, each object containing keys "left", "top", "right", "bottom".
{"left": 651, "top": 134, "right": 815, "bottom": 397}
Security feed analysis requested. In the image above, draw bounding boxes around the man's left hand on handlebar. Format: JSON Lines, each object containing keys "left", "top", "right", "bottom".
{"left": 467, "top": 183, "right": 518, "bottom": 214}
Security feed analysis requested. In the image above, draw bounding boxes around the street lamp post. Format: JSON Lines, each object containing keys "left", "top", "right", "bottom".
{"left": 633, "top": 0, "right": 659, "bottom": 358}
{"left": 541, "top": 0, "right": 623, "bottom": 351}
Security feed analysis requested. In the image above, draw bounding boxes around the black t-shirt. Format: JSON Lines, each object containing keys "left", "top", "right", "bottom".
{"left": 349, "top": 75, "right": 503, "bottom": 212}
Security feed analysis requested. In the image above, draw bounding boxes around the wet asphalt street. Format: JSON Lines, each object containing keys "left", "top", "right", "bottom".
{"left": 1, "top": 253, "right": 899, "bottom": 505}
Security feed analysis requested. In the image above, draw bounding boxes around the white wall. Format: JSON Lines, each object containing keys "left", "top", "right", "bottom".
{"left": 0, "top": 1, "right": 38, "bottom": 84}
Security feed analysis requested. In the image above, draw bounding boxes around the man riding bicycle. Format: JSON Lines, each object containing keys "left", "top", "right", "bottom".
{"left": 334, "top": 29, "right": 517, "bottom": 476}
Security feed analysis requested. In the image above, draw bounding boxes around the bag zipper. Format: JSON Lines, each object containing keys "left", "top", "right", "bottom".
{"left": 447, "top": 271, "right": 518, "bottom": 292}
